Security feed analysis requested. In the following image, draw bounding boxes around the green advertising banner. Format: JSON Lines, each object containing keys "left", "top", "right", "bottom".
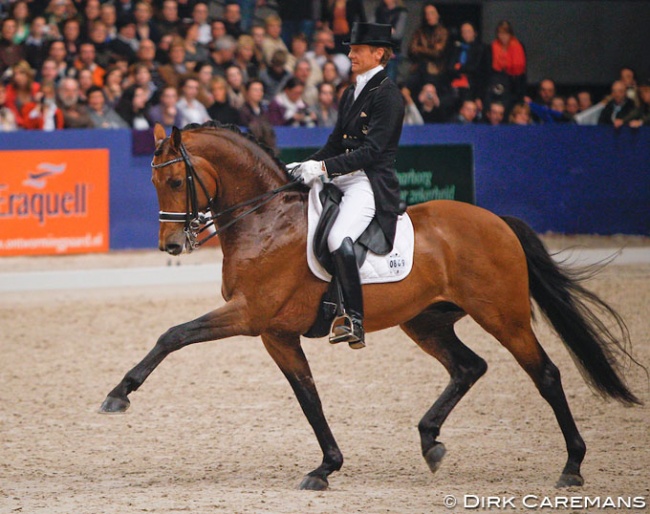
{"left": 280, "top": 144, "right": 474, "bottom": 206}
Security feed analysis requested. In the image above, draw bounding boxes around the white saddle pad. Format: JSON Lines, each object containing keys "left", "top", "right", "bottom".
{"left": 306, "top": 180, "right": 414, "bottom": 284}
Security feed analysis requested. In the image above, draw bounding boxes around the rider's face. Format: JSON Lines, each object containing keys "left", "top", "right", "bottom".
{"left": 348, "top": 44, "right": 382, "bottom": 75}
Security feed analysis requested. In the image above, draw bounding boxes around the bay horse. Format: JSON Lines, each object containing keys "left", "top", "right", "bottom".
{"left": 100, "top": 122, "right": 640, "bottom": 490}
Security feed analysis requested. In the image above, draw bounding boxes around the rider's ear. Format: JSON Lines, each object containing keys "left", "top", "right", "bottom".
{"left": 170, "top": 126, "right": 182, "bottom": 151}
{"left": 153, "top": 123, "right": 166, "bottom": 147}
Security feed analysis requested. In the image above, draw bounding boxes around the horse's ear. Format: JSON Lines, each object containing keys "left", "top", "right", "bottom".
{"left": 170, "top": 126, "right": 182, "bottom": 151}
{"left": 153, "top": 123, "right": 166, "bottom": 146}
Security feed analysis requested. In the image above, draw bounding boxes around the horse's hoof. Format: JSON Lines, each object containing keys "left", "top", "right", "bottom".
{"left": 99, "top": 395, "right": 130, "bottom": 413}
{"left": 424, "top": 442, "right": 447, "bottom": 474}
{"left": 556, "top": 473, "right": 584, "bottom": 488}
{"left": 298, "top": 474, "right": 329, "bottom": 491}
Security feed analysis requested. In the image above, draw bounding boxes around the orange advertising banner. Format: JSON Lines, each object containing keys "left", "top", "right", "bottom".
{"left": 0, "top": 149, "right": 109, "bottom": 256}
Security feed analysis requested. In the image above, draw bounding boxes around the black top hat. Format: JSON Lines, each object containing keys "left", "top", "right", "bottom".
{"left": 344, "top": 22, "right": 394, "bottom": 47}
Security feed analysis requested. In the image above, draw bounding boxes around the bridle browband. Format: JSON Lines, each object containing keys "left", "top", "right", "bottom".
{"left": 152, "top": 140, "right": 299, "bottom": 251}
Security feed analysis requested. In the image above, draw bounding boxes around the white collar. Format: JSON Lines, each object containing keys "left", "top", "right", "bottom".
{"left": 354, "top": 65, "right": 384, "bottom": 100}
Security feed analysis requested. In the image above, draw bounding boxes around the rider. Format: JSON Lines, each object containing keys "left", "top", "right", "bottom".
{"left": 290, "top": 22, "right": 405, "bottom": 349}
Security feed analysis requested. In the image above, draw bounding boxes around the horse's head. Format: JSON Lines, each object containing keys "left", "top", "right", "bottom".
{"left": 151, "top": 124, "right": 216, "bottom": 255}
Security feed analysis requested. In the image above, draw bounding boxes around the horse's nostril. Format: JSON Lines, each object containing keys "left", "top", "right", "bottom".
{"left": 165, "top": 243, "right": 183, "bottom": 255}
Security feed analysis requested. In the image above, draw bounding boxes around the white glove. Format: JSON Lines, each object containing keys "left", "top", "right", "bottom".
{"left": 294, "top": 160, "right": 326, "bottom": 185}
{"left": 286, "top": 161, "right": 302, "bottom": 180}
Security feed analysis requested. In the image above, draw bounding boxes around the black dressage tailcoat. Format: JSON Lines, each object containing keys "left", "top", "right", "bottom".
{"left": 309, "top": 69, "right": 405, "bottom": 246}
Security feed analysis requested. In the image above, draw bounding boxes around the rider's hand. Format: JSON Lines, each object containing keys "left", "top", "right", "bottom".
{"left": 294, "top": 160, "right": 326, "bottom": 185}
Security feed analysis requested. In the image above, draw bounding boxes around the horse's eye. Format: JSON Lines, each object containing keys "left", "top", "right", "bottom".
{"left": 169, "top": 178, "right": 183, "bottom": 190}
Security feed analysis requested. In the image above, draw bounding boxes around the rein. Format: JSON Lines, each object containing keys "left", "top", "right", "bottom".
{"left": 152, "top": 142, "right": 299, "bottom": 251}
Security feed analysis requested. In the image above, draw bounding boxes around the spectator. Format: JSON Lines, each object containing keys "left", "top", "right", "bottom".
{"left": 21, "top": 80, "right": 64, "bottom": 130}
{"left": 565, "top": 95, "right": 579, "bottom": 119}
{"left": 56, "top": 77, "right": 93, "bottom": 128}
{"left": 88, "top": 20, "right": 113, "bottom": 68}
{"left": 114, "top": 0, "right": 136, "bottom": 20}
{"left": 208, "top": 35, "right": 237, "bottom": 77}
{"left": 622, "top": 79, "right": 650, "bottom": 128}
{"left": 321, "top": 60, "right": 342, "bottom": 88}
{"left": 598, "top": 80, "right": 635, "bottom": 127}
{"left": 249, "top": 24, "right": 266, "bottom": 69}
{"left": 77, "top": 68, "right": 95, "bottom": 103}
{"left": 86, "top": 85, "right": 128, "bottom": 128}
{"left": 293, "top": 58, "right": 318, "bottom": 107}
{"left": 533, "top": 78, "right": 556, "bottom": 108}
{"left": 100, "top": 2, "right": 118, "bottom": 40}
{"left": 313, "top": 81, "right": 338, "bottom": 127}
{"left": 148, "top": 84, "right": 183, "bottom": 131}
{"left": 321, "top": 0, "right": 366, "bottom": 54}
{"left": 401, "top": 84, "right": 424, "bottom": 125}
{"left": 207, "top": 75, "right": 240, "bottom": 125}
{"left": 128, "top": 62, "right": 158, "bottom": 106}
{"left": 577, "top": 90, "right": 593, "bottom": 112}
{"left": 24, "top": 17, "right": 50, "bottom": 72}
{"left": 176, "top": 74, "right": 210, "bottom": 126}
{"left": 407, "top": 2, "right": 450, "bottom": 80}
{"left": 373, "top": 0, "right": 408, "bottom": 82}
{"left": 261, "top": 15, "right": 289, "bottom": 67}
{"left": 155, "top": 33, "right": 174, "bottom": 65}
{"left": 259, "top": 49, "right": 291, "bottom": 102}
{"left": 483, "top": 101, "right": 505, "bottom": 126}
{"left": 156, "top": 0, "right": 181, "bottom": 37}
{"left": 238, "top": 78, "right": 277, "bottom": 153}
{"left": 73, "top": 42, "right": 106, "bottom": 87}
{"left": 61, "top": 17, "right": 82, "bottom": 60}
{"left": 417, "top": 82, "right": 451, "bottom": 123}
{"left": 102, "top": 65, "right": 124, "bottom": 109}
{"left": 487, "top": 20, "right": 526, "bottom": 111}
{"left": 305, "top": 29, "right": 350, "bottom": 81}
{"left": 448, "top": 21, "right": 489, "bottom": 104}
{"left": 1, "top": 18, "right": 25, "bottom": 77}
{"left": 81, "top": 0, "right": 102, "bottom": 36}
{"left": 225, "top": 64, "right": 245, "bottom": 110}
{"left": 288, "top": 33, "right": 322, "bottom": 89}
{"left": 210, "top": 18, "right": 227, "bottom": 43}
{"left": 454, "top": 99, "right": 479, "bottom": 124}
{"left": 115, "top": 84, "right": 151, "bottom": 128}
{"left": 192, "top": 2, "right": 211, "bottom": 46}
{"left": 134, "top": 1, "right": 161, "bottom": 44}
{"left": 619, "top": 66, "right": 637, "bottom": 103}
{"left": 4, "top": 61, "right": 40, "bottom": 125}
{"left": 38, "top": 58, "right": 61, "bottom": 88}
{"left": 223, "top": 1, "right": 243, "bottom": 39}
{"left": 10, "top": 1, "right": 31, "bottom": 45}
{"left": 0, "top": 83, "right": 20, "bottom": 131}
{"left": 158, "top": 37, "right": 190, "bottom": 88}
{"left": 44, "top": 0, "right": 75, "bottom": 38}
{"left": 181, "top": 22, "right": 209, "bottom": 65}
{"left": 175, "top": 0, "right": 194, "bottom": 20}
{"left": 508, "top": 101, "right": 532, "bottom": 125}
{"left": 234, "top": 35, "right": 259, "bottom": 83}
{"left": 194, "top": 61, "right": 215, "bottom": 107}
{"left": 279, "top": 0, "right": 319, "bottom": 47}
{"left": 268, "top": 77, "right": 315, "bottom": 127}
{"left": 46, "top": 39, "right": 70, "bottom": 80}
{"left": 109, "top": 15, "right": 140, "bottom": 64}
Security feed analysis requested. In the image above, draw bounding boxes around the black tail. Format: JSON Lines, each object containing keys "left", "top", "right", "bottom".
{"left": 501, "top": 216, "right": 641, "bottom": 405}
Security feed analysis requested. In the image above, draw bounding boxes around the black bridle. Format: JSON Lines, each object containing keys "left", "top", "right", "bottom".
{"left": 152, "top": 141, "right": 299, "bottom": 251}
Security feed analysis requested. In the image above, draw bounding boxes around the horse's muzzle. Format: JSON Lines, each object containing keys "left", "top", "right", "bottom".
{"left": 163, "top": 242, "right": 184, "bottom": 255}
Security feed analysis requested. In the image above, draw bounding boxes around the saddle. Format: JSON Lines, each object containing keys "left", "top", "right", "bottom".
{"left": 303, "top": 183, "right": 407, "bottom": 339}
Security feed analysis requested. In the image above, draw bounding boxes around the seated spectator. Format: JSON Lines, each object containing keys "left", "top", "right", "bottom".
{"left": 417, "top": 82, "right": 454, "bottom": 123}
{"left": 181, "top": 22, "right": 209, "bottom": 65}
{"left": 61, "top": 17, "right": 82, "bottom": 61}
{"left": 321, "top": 0, "right": 366, "bottom": 54}
{"left": 21, "top": 80, "right": 64, "bottom": 130}
{"left": 621, "top": 79, "right": 650, "bottom": 128}
{"left": 249, "top": 24, "right": 266, "bottom": 69}
{"left": 100, "top": 2, "right": 118, "bottom": 40}
{"left": 598, "top": 80, "right": 635, "bottom": 127}
{"left": 0, "top": 83, "right": 20, "bottom": 131}
{"left": 261, "top": 15, "right": 289, "bottom": 67}
{"left": 10, "top": 1, "right": 31, "bottom": 45}
{"left": 194, "top": 61, "right": 215, "bottom": 107}
{"left": 88, "top": 20, "right": 113, "bottom": 68}
{"left": 407, "top": 3, "right": 450, "bottom": 82}
{"left": 210, "top": 18, "right": 227, "bottom": 44}
{"left": 109, "top": 14, "right": 139, "bottom": 65}
{"left": 4, "top": 60, "right": 40, "bottom": 126}
{"left": 115, "top": 84, "right": 152, "bottom": 129}
{"left": 134, "top": 1, "right": 161, "bottom": 44}
{"left": 225, "top": 64, "right": 245, "bottom": 110}
{"left": 128, "top": 62, "right": 158, "bottom": 106}
{"left": 234, "top": 34, "right": 259, "bottom": 83}
{"left": 155, "top": 0, "right": 182, "bottom": 37}
{"left": 565, "top": 95, "right": 579, "bottom": 119}
{"left": 267, "top": 77, "right": 315, "bottom": 127}
{"left": 1, "top": 17, "right": 26, "bottom": 77}
{"left": 158, "top": 36, "right": 191, "bottom": 88}
{"left": 86, "top": 85, "right": 128, "bottom": 128}
{"left": 134, "top": 38, "right": 165, "bottom": 91}
{"left": 45, "top": 40, "right": 70, "bottom": 83}
{"left": 191, "top": 2, "right": 211, "bottom": 46}
{"left": 208, "top": 35, "right": 237, "bottom": 77}
{"left": 223, "top": 1, "right": 243, "bottom": 39}
{"left": 77, "top": 68, "right": 95, "bottom": 103}
{"left": 207, "top": 75, "right": 241, "bottom": 125}
{"left": 483, "top": 101, "right": 505, "bottom": 126}
{"left": 259, "top": 49, "right": 291, "bottom": 102}
{"left": 148, "top": 84, "right": 183, "bottom": 131}
{"left": 550, "top": 96, "right": 573, "bottom": 122}
{"left": 305, "top": 29, "right": 350, "bottom": 81}
{"left": 577, "top": 90, "right": 593, "bottom": 112}
{"left": 24, "top": 16, "right": 50, "bottom": 72}
{"left": 401, "top": 84, "right": 424, "bottom": 125}
{"left": 82, "top": 0, "right": 102, "bottom": 35}
{"left": 238, "top": 78, "right": 269, "bottom": 128}
{"left": 453, "top": 99, "right": 479, "bottom": 124}
{"left": 321, "top": 60, "right": 342, "bottom": 88}
{"left": 102, "top": 65, "right": 124, "bottom": 109}
{"left": 293, "top": 58, "right": 318, "bottom": 108}
{"left": 73, "top": 42, "right": 106, "bottom": 87}
{"left": 313, "top": 82, "right": 338, "bottom": 128}
{"left": 486, "top": 20, "right": 526, "bottom": 112}
{"left": 176, "top": 74, "right": 210, "bottom": 126}
{"left": 448, "top": 21, "right": 490, "bottom": 104}
{"left": 56, "top": 77, "right": 93, "bottom": 128}
{"left": 508, "top": 101, "right": 532, "bottom": 125}
{"left": 619, "top": 65, "right": 637, "bottom": 103}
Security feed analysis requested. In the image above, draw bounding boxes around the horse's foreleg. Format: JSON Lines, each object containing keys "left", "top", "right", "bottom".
{"left": 401, "top": 308, "right": 487, "bottom": 474}
{"left": 100, "top": 298, "right": 250, "bottom": 413}
{"left": 261, "top": 332, "right": 343, "bottom": 491}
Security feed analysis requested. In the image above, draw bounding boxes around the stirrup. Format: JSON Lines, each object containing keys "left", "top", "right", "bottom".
{"left": 329, "top": 314, "right": 366, "bottom": 349}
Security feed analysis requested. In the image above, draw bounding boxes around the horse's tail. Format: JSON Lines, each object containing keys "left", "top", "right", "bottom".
{"left": 500, "top": 215, "right": 641, "bottom": 405}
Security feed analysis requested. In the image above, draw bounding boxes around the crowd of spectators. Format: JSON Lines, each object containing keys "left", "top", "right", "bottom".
{"left": 1, "top": 0, "right": 648, "bottom": 144}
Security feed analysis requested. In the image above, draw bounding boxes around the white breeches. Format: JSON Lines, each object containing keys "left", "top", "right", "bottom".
{"left": 327, "top": 171, "right": 376, "bottom": 252}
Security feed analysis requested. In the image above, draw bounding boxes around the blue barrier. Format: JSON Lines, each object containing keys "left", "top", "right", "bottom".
{"left": 1, "top": 125, "right": 648, "bottom": 250}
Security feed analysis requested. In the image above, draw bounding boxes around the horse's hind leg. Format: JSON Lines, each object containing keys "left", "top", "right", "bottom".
{"left": 400, "top": 305, "right": 488, "bottom": 474}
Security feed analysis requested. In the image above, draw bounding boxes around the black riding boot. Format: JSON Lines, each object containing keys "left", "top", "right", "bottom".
{"left": 329, "top": 237, "right": 365, "bottom": 349}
